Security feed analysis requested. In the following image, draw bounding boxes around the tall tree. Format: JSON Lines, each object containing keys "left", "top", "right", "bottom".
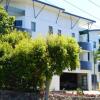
{"left": 44, "top": 35, "right": 80, "bottom": 100}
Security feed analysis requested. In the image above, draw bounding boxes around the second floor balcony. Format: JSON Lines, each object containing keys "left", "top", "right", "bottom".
{"left": 79, "top": 42, "right": 92, "bottom": 51}
{"left": 80, "top": 61, "right": 92, "bottom": 70}
{"left": 7, "top": 6, "right": 25, "bottom": 16}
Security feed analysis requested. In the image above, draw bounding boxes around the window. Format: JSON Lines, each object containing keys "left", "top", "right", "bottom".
{"left": 31, "top": 22, "right": 36, "bottom": 32}
{"left": 58, "top": 29, "right": 61, "bottom": 36}
{"left": 49, "top": 26, "right": 53, "bottom": 34}
{"left": 14, "top": 20, "right": 22, "bottom": 27}
{"left": 93, "top": 41, "right": 96, "bottom": 48}
{"left": 72, "top": 33, "right": 75, "bottom": 37}
{"left": 92, "top": 74, "right": 97, "bottom": 84}
{"left": 98, "top": 64, "right": 100, "bottom": 72}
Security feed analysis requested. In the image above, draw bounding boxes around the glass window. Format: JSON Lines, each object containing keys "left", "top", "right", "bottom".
{"left": 58, "top": 29, "right": 61, "bottom": 36}
{"left": 31, "top": 22, "right": 36, "bottom": 32}
{"left": 99, "top": 39, "right": 100, "bottom": 44}
{"left": 49, "top": 26, "right": 53, "bottom": 34}
{"left": 72, "top": 33, "right": 75, "bottom": 37}
{"left": 14, "top": 20, "right": 22, "bottom": 27}
{"left": 93, "top": 41, "right": 96, "bottom": 48}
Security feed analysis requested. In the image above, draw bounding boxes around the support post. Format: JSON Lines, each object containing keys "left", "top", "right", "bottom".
{"left": 32, "top": 0, "right": 45, "bottom": 19}
{"left": 87, "top": 73, "right": 92, "bottom": 91}
{"left": 56, "top": 9, "right": 61, "bottom": 24}
{"left": 70, "top": 16, "right": 80, "bottom": 29}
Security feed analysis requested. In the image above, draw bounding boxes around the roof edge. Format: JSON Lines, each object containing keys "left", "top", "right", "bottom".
{"left": 33, "top": 0, "right": 96, "bottom": 23}
{"left": 33, "top": 0, "right": 65, "bottom": 10}
{"left": 63, "top": 11, "right": 96, "bottom": 23}
{"left": 89, "top": 29, "right": 100, "bottom": 32}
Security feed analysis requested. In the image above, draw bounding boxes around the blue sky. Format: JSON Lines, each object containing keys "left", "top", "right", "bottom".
{"left": 40, "top": 0, "right": 100, "bottom": 29}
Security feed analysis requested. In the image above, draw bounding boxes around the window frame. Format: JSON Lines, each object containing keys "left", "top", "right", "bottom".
{"left": 31, "top": 22, "right": 36, "bottom": 32}
{"left": 48, "top": 26, "right": 53, "bottom": 34}
{"left": 58, "top": 29, "right": 61, "bottom": 36}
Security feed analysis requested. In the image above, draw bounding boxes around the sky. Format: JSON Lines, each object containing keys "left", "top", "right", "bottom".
{"left": 40, "top": 0, "right": 100, "bottom": 29}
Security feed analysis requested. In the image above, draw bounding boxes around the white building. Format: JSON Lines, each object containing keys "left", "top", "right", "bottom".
{"left": 1, "top": 0, "right": 100, "bottom": 91}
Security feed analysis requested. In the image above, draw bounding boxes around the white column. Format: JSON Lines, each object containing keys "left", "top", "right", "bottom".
{"left": 50, "top": 75, "right": 60, "bottom": 91}
{"left": 87, "top": 73, "right": 92, "bottom": 90}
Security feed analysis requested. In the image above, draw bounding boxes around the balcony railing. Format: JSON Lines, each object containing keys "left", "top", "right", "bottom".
{"left": 79, "top": 42, "right": 92, "bottom": 51}
{"left": 6, "top": 6, "right": 25, "bottom": 16}
{"left": 15, "top": 27, "right": 32, "bottom": 36}
{"left": 80, "top": 61, "right": 92, "bottom": 70}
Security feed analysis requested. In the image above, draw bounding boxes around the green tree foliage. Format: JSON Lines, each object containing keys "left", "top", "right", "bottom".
{"left": 0, "top": 29, "right": 31, "bottom": 90}
{"left": 44, "top": 35, "right": 80, "bottom": 100}
{"left": 46, "top": 35, "right": 80, "bottom": 78}
{"left": 0, "top": 35, "right": 48, "bottom": 91}
{"left": 9, "top": 37, "right": 47, "bottom": 91}
{"left": 0, "top": 31, "right": 30, "bottom": 48}
{"left": 0, "top": 34, "right": 80, "bottom": 93}
{"left": 0, "top": 5, "right": 14, "bottom": 34}
{"left": 0, "top": 41, "right": 13, "bottom": 89}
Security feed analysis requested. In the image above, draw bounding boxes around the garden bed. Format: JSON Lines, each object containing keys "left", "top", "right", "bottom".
{"left": 1, "top": 90, "right": 100, "bottom": 100}
{"left": 49, "top": 91, "right": 100, "bottom": 100}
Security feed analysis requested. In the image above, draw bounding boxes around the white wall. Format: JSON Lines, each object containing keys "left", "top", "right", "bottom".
{"left": 6, "top": 0, "right": 86, "bottom": 41}
{"left": 50, "top": 75, "right": 60, "bottom": 91}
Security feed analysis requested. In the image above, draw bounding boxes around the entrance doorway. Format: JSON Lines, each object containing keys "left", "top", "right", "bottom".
{"left": 60, "top": 73, "right": 77, "bottom": 90}
{"left": 60, "top": 73, "right": 88, "bottom": 90}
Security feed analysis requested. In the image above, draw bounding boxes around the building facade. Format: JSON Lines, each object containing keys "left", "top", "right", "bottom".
{"left": 1, "top": 0, "right": 100, "bottom": 91}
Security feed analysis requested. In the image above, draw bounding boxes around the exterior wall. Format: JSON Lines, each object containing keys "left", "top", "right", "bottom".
{"left": 50, "top": 75, "right": 60, "bottom": 91}
{"left": 2, "top": 0, "right": 83, "bottom": 40}
{"left": 87, "top": 72, "right": 92, "bottom": 90}
{"left": 24, "top": 5, "right": 82, "bottom": 40}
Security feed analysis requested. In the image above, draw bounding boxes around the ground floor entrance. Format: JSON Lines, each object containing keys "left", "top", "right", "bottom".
{"left": 60, "top": 73, "right": 88, "bottom": 90}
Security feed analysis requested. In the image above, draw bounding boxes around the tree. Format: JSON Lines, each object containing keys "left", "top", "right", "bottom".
{"left": 0, "top": 41, "right": 13, "bottom": 89}
{"left": 0, "top": 31, "right": 31, "bottom": 90}
{"left": 44, "top": 35, "right": 80, "bottom": 100}
{"left": 0, "top": 36, "right": 48, "bottom": 99}
{"left": 93, "top": 48, "right": 100, "bottom": 90}
{"left": 0, "top": 34, "right": 80, "bottom": 100}
{"left": 0, "top": 5, "right": 14, "bottom": 34}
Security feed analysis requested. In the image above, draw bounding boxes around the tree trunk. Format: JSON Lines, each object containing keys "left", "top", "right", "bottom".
{"left": 33, "top": 78, "right": 39, "bottom": 100}
{"left": 44, "top": 78, "right": 51, "bottom": 100}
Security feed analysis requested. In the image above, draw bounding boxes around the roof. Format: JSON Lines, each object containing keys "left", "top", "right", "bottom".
{"left": 89, "top": 29, "right": 100, "bottom": 32}
{"left": 33, "top": 0, "right": 64, "bottom": 10}
{"left": 33, "top": 0, "right": 96, "bottom": 23}
{"left": 63, "top": 11, "right": 96, "bottom": 23}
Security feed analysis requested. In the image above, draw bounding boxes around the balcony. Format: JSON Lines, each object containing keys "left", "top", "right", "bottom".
{"left": 15, "top": 27, "right": 32, "bottom": 36}
{"left": 80, "top": 61, "right": 92, "bottom": 70}
{"left": 7, "top": 6, "right": 25, "bottom": 16}
{"left": 79, "top": 42, "right": 92, "bottom": 51}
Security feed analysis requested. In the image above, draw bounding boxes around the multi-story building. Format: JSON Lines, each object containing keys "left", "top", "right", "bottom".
{"left": 1, "top": 0, "right": 100, "bottom": 91}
